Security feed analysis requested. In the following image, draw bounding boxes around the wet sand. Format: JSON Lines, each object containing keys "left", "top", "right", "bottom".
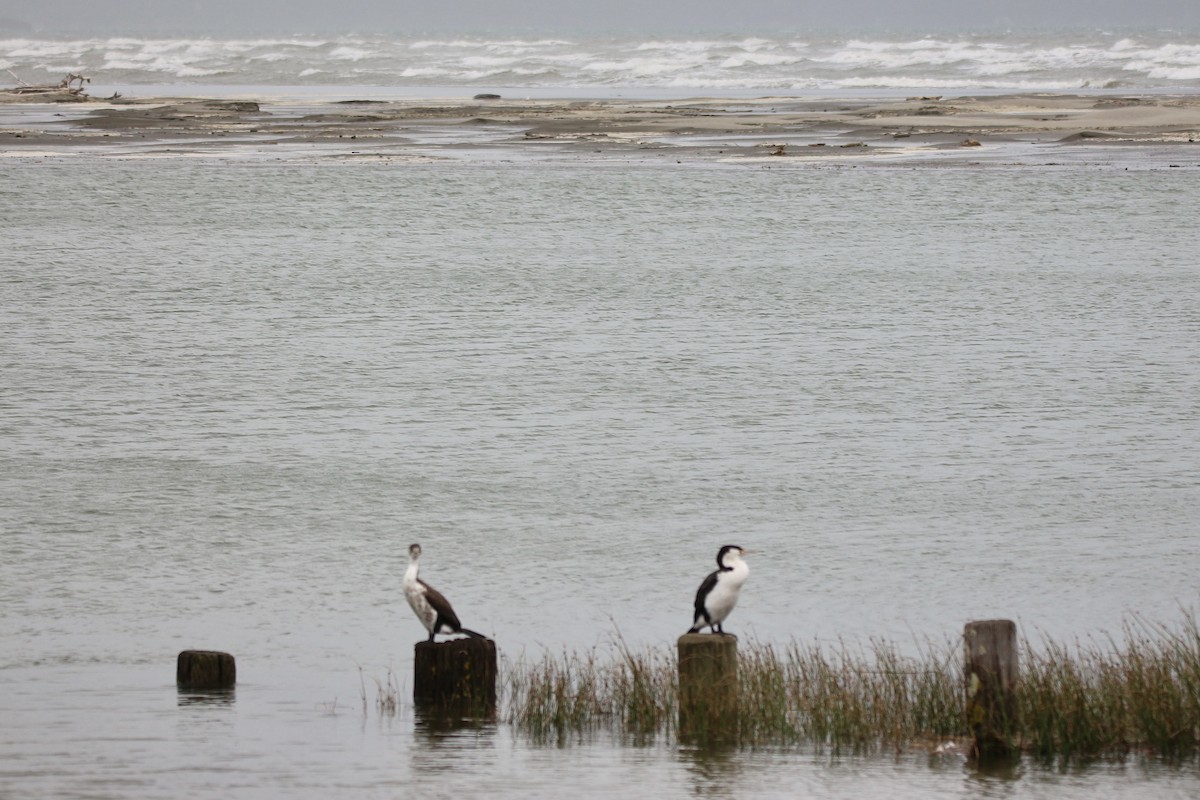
{"left": 2, "top": 90, "right": 1199, "bottom": 166}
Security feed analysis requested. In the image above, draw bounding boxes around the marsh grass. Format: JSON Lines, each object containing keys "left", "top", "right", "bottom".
{"left": 738, "top": 638, "right": 962, "bottom": 752}
{"left": 502, "top": 636, "right": 961, "bottom": 751}
{"left": 359, "top": 665, "right": 401, "bottom": 717}
{"left": 502, "top": 615, "right": 1200, "bottom": 759}
{"left": 1021, "top": 615, "right": 1200, "bottom": 760}
{"left": 502, "top": 642, "right": 677, "bottom": 744}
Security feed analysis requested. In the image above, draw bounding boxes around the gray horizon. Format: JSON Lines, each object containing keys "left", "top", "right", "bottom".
{"left": 2, "top": 0, "right": 1199, "bottom": 35}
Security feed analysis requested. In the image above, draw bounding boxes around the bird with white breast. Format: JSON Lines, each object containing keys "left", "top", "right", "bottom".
{"left": 404, "top": 543, "right": 485, "bottom": 642}
{"left": 688, "top": 545, "right": 750, "bottom": 635}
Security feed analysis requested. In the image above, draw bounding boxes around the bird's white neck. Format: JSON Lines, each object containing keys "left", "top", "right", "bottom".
{"left": 724, "top": 559, "right": 749, "bottom": 585}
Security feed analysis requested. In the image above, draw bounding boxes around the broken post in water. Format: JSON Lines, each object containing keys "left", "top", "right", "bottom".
{"left": 677, "top": 633, "right": 739, "bottom": 741}
{"left": 413, "top": 637, "right": 497, "bottom": 715}
{"left": 177, "top": 650, "right": 236, "bottom": 690}
{"left": 964, "top": 619, "right": 1019, "bottom": 760}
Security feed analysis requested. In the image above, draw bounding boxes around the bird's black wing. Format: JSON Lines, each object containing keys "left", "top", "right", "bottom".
{"left": 419, "top": 579, "right": 463, "bottom": 632}
{"left": 693, "top": 570, "right": 719, "bottom": 619}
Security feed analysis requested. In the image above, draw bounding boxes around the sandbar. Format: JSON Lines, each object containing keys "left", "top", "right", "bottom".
{"left": 2, "top": 90, "right": 1198, "bottom": 167}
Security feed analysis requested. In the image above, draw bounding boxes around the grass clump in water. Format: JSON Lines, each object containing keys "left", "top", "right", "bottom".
{"left": 1020, "top": 615, "right": 1200, "bottom": 760}
{"left": 734, "top": 638, "right": 961, "bottom": 751}
{"left": 503, "top": 644, "right": 675, "bottom": 743}
{"left": 502, "top": 636, "right": 961, "bottom": 751}
{"left": 501, "top": 613, "right": 1200, "bottom": 759}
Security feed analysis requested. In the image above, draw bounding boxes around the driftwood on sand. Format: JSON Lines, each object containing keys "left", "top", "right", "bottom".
{"left": 2, "top": 71, "right": 92, "bottom": 101}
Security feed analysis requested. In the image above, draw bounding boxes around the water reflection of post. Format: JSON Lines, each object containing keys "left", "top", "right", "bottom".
{"left": 414, "top": 706, "right": 497, "bottom": 739}
{"left": 177, "top": 689, "right": 236, "bottom": 708}
{"left": 411, "top": 706, "right": 500, "bottom": 775}
{"left": 964, "top": 753, "right": 1025, "bottom": 789}
{"left": 676, "top": 740, "right": 744, "bottom": 796}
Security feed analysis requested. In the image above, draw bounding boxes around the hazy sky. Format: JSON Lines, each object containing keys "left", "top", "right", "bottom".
{"left": 3, "top": 0, "right": 1198, "bottom": 35}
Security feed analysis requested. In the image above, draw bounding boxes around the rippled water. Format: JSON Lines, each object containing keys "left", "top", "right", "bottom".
{"left": 2, "top": 159, "right": 1200, "bottom": 797}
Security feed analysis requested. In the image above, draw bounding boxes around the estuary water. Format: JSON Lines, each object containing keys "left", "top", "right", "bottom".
{"left": 2, "top": 156, "right": 1200, "bottom": 798}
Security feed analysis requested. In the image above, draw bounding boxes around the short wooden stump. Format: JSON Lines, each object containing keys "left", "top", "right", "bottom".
{"left": 413, "top": 638, "right": 497, "bottom": 715}
{"left": 177, "top": 650, "right": 236, "bottom": 690}
{"left": 677, "top": 633, "right": 739, "bottom": 741}
{"left": 964, "top": 619, "right": 1019, "bottom": 761}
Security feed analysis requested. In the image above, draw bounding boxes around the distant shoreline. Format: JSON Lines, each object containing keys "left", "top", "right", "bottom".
{"left": 9, "top": 81, "right": 1200, "bottom": 105}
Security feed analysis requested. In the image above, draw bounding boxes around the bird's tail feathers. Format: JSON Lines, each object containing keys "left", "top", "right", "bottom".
{"left": 458, "top": 628, "right": 486, "bottom": 639}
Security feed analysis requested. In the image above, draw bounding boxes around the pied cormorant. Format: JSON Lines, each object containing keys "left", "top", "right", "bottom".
{"left": 688, "top": 545, "right": 750, "bottom": 635}
{"left": 404, "top": 543, "right": 485, "bottom": 642}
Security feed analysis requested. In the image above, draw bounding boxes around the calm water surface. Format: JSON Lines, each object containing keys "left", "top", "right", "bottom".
{"left": 2, "top": 160, "right": 1199, "bottom": 797}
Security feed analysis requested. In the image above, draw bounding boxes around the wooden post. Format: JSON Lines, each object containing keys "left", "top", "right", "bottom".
{"left": 677, "top": 633, "right": 738, "bottom": 742}
{"left": 177, "top": 650, "right": 236, "bottom": 690}
{"left": 413, "top": 638, "right": 496, "bottom": 716}
{"left": 964, "top": 619, "right": 1019, "bottom": 760}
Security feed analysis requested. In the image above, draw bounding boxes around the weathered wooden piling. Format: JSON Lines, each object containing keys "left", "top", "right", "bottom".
{"left": 177, "top": 650, "right": 236, "bottom": 690}
{"left": 677, "top": 633, "right": 739, "bottom": 740}
{"left": 964, "top": 619, "right": 1019, "bottom": 760}
{"left": 413, "top": 637, "right": 497, "bottom": 715}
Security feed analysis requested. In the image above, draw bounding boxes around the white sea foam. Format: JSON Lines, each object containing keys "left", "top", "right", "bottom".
{"left": 2, "top": 30, "right": 1197, "bottom": 90}
{"left": 327, "top": 46, "right": 372, "bottom": 61}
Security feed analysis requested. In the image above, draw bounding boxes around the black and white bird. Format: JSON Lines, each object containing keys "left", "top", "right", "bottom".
{"left": 403, "top": 543, "right": 485, "bottom": 642}
{"left": 687, "top": 545, "right": 750, "bottom": 635}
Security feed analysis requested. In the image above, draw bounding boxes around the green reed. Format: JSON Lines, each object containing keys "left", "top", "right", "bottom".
{"left": 502, "top": 645, "right": 677, "bottom": 743}
{"left": 731, "top": 638, "right": 962, "bottom": 751}
{"left": 1020, "top": 615, "right": 1200, "bottom": 759}
{"left": 501, "top": 636, "right": 961, "bottom": 750}
{"left": 500, "top": 613, "right": 1200, "bottom": 758}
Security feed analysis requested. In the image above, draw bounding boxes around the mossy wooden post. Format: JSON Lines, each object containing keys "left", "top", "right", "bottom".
{"left": 413, "top": 638, "right": 496, "bottom": 716}
{"left": 677, "top": 633, "right": 738, "bottom": 742}
{"left": 964, "top": 619, "right": 1019, "bottom": 760}
{"left": 177, "top": 650, "right": 236, "bottom": 690}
